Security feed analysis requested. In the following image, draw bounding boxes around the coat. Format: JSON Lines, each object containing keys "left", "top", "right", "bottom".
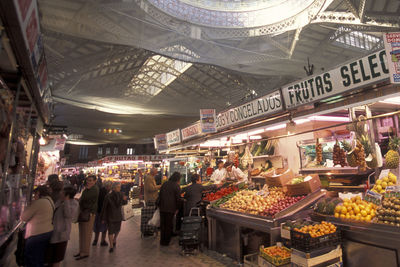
{"left": 158, "top": 180, "right": 182, "bottom": 214}
{"left": 51, "top": 199, "right": 79, "bottom": 243}
{"left": 183, "top": 183, "right": 215, "bottom": 216}
{"left": 101, "top": 191, "right": 128, "bottom": 223}
{"left": 144, "top": 174, "right": 160, "bottom": 202}
{"left": 21, "top": 196, "right": 54, "bottom": 238}
{"left": 79, "top": 185, "right": 99, "bottom": 214}
{"left": 97, "top": 187, "right": 109, "bottom": 214}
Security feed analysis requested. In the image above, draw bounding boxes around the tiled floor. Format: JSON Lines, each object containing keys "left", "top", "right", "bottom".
{"left": 62, "top": 210, "right": 238, "bottom": 267}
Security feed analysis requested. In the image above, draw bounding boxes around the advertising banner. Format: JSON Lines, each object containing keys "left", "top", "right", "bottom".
{"left": 53, "top": 138, "right": 66, "bottom": 151}
{"left": 166, "top": 129, "right": 181, "bottom": 146}
{"left": 154, "top": 134, "right": 168, "bottom": 151}
{"left": 384, "top": 32, "right": 400, "bottom": 84}
{"left": 282, "top": 50, "right": 390, "bottom": 109}
{"left": 200, "top": 109, "right": 217, "bottom": 133}
{"left": 216, "top": 90, "right": 282, "bottom": 130}
{"left": 181, "top": 122, "right": 201, "bottom": 140}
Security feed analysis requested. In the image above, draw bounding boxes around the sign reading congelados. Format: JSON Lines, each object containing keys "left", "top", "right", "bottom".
{"left": 282, "top": 50, "right": 390, "bottom": 109}
{"left": 216, "top": 90, "right": 282, "bottom": 130}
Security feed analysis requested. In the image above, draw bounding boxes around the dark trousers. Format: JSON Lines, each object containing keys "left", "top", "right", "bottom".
{"left": 160, "top": 212, "right": 174, "bottom": 246}
{"left": 25, "top": 231, "right": 52, "bottom": 267}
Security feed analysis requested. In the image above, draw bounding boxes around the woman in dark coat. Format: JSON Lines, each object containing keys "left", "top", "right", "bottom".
{"left": 158, "top": 172, "right": 182, "bottom": 246}
{"left": 182, "top": 174, "right": 217, "bottom": 216}
{"left": 101, "top": 182, "right": 128, "bottom": 253}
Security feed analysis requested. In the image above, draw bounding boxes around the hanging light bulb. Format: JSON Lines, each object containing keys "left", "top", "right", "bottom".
{"left": 39, "top": 136, "right": 47, "bottom": 145}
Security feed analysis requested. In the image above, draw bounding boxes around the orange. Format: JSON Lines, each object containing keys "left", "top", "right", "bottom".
{"left": 341, "top": 207, "right": 347, "bottom": 214}
{"left": 361, "top": 210, "right": 367, "bottom": 217}
{"left": 340, "top": 214, "right": 346, "bottom": 219}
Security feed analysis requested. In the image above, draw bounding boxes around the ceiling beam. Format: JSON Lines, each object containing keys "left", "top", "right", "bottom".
{"left": 343, "top": 0, "right": 359, "bottom": 18}
{"left": 358, "top": 0, "right": 367, "bottom": 23}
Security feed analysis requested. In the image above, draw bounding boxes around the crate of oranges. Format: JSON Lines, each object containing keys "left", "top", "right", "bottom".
{"left": 291, "top": 221, "right": 340, "bottom": 252}
{"left": 334, "top": 196, "right": 377, "bottom": 222}
{"left": 259, "top": 245, "right": 291, "bottom": 266}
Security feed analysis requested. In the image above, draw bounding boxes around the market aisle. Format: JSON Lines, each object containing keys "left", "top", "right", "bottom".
{"left": 62, "top": 210, "right": 236, "bottom": 267}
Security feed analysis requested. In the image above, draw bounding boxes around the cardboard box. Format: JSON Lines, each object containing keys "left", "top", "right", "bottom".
{"left": 265, "top": 169, "right": 294, "bottom": 187}
{"left": 286, "top": 174, "right": 321, "bottom": 196}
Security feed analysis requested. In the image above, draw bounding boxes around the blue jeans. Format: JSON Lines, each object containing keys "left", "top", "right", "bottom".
{"left": 25, "top": 231, "right": 53, "bottom": 267}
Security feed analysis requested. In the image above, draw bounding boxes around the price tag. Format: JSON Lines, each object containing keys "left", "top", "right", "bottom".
{"left": 384, "top": 186, "right": 400, "bottom": 198}
{"left": 364, "top": 190, "right": 383, "bottom": 205}
{"left": 379, "top": 169, "right": 391, "bottom": 179}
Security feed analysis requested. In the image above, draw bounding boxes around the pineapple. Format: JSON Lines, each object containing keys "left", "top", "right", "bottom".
{"left": 341, "top": 140, "right": 357, "bottom": 167}
{"left": 385, "top": 137, "right": 400, "bottom": 169}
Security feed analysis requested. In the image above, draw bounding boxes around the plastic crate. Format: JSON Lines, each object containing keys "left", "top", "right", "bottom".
{"left": 259, "top": 246, "right": 291, "bottom": 266}
{"left": 291, "top": 245, "right": 342, "bottom": 267}
{"left": 243, "top": 253, "right": 259, "bottom": 267}
{"left": 290, "top": 229, "right": 341, "bottom": 253}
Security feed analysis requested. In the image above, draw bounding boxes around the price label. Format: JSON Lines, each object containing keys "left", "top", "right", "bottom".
{"left": 384, "top": 186, "right": 400, "bottom": 198}
{"left": 364, "top": 190, "right": 383, "bottom": 205}
{"left": 379, "top": 169, "right": 391, "bottom": 179}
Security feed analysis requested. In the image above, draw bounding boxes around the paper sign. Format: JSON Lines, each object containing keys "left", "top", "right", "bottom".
{"left": 154, "top": 134, "right": 168, "bottom": 151}
{"left": 379, "top": 169, "right": 391, "bottom": 180}
{"left": 200, "top": 109, "right": 217, "bottom": 133}
{"left": 53, "top": 138, "right": 66, "bottom": 150}
{"left": 166, "top": 129, "right": 181, "bottom": 146}
{"left": 383, "top": 32, "right": 400, "bottom": 83}
{"left": 364, "top": 190, "right": 383, "bottom": 205}
{"left": 181, "top": 122, "right": 201, "bottom": 140}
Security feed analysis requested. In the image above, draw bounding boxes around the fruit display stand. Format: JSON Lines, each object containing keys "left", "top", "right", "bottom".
{"left": 311, "top": 213, "right": 400, "bottom": 267}
{"left": 206, "top": 189, "right": 325, "bottom": 262}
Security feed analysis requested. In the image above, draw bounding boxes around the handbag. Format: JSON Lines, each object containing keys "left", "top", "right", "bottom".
{"left": 121, "top": 204, "right": 134, "bottom": 221}
{"left": 148, "top": 208, "right": 160, "bottom": 227}
{"left": 77, "top": 209, "right": 90, "bottom": 222}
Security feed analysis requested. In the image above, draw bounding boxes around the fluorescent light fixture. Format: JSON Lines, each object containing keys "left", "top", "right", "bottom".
{"left": 247, "top": 129, "right": 265, "bottom": 136}
{"left": 249, "top": 135, "right": 262, "bottom": 140}
{"left": 265, "top": 124, "right": 286, "bottom": 131}
{"left": 308, "top": 116, "right": 350, "bottom": 122}
{"left": 294, "top": 119, "right": 310, "bottom": 124}
{"left": 380, "top": 97, "right": 400, "bottom": 105}
{"left": 235, "top": 133, "right": 248, "bottom": 140}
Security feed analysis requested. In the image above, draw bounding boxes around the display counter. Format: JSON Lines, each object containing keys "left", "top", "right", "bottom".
{"left": 312, "top": 213, "right": 400, "bottom": 267}
{"left": 207, "top": 190, "right": 325, "bottom": 262}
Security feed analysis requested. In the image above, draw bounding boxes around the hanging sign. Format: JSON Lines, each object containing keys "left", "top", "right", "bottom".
{"left": 216, "top": 90, "right": 282, "bottom": 130}
{"left": 53, "top": 138, "right": 66, "bottom": 151}
{"left": 282, "top": 50, "right": 390, "bottom": 109}
{"left": 166, "top": 129, "right": 181, "bottom": 146}
{"left": 154, "top": 134, "right": 168, "bottom": 151}
{"left": 200, "top": 109, "right": 217, "bottom": 133}
{"left": 181, "top": 122, "right": 201, "bottom": 140}
{"left": 103, "top": 155, "right": 172, "bottom": 162}
{"left": 383, "top": 32, "right": 400, "bottom": 84}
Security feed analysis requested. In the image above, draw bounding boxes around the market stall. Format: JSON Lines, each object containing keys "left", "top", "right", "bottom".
{"left": 155, "top": 46, "right": 400, "bottom": 266}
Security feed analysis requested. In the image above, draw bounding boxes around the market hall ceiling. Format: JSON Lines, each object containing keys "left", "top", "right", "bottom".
{"left": 38, "top": 0, "right": 400, "bottom": 144}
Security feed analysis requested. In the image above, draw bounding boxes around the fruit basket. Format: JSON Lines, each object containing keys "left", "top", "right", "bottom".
{"left": 290, "top": 222, "right": 341, "bottom": 252}
{"left": 259, "top": 245, "right": 291, "bottom": 266}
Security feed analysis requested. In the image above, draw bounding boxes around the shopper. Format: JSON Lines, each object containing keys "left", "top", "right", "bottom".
{"left": 75, "top": 175, "right": 99, "bottom": 260}
{"left": 93, "top": 181, "right": 112, "bottom": 246}
{"left": 210, "top": 160, "right": 227, "bottom": 184}
{"left": 49, "top": 179, "right": 64, "bottom": 204}
{"left": 182, "top": 174, "right": 217, "bottom": 216}
{"left": 21, "top": 186, "right": 55, "bottom": 267}
{"left": 101, "top": 182, "right": 128, "bottom": 253}
{"left": 144, "top": 168, "right": 161, "bottom": 205}
{"left": 158, "top": 172, "right": 182, "bottom": 246}
{"left": 47, "top": 187, "right": 79, "bottom": 267}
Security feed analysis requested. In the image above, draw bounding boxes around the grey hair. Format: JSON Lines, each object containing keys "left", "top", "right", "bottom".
{"left": 112, "top": 182, "right": 121, "bottom": 190}
{"left": 104, "top": 181, "right": 112, "bottom": 188}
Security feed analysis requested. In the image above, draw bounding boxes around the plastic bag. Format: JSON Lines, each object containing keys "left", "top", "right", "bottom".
{"left": 148, "top": 208, "right": 160, "bottom": 227}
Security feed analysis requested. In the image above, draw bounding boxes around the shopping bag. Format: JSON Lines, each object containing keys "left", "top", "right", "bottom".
{"left": 121, "top": 204, "right": 134, "bottom": 221}
{"left": 148, "top": 208, "right": 160, "bottom": 227}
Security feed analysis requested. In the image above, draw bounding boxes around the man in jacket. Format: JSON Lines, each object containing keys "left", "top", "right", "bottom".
{"left": 144, "top": 168, "right": 161, "bottom": 205}
{"left": 182, "top": 174, "right": 217, "bottom": 216}
{"left": 158, "top": 172, "right": 182, "bottom": 246}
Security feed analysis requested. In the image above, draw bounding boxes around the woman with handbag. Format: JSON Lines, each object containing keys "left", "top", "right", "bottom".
{"left": 74, "top": 175, "right": 99, "bottom": 260}
{"left": 21, "top": 186, "right": 54, "bottom": 267}
{"left": 101, "top": 182, "right": 128, "bottom": 253}
{"left": 47, "top": 187, "right": 79, "bottom": 267}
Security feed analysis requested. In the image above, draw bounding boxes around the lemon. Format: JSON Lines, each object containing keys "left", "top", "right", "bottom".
{"left": 341, "top": 207, "right": 347, "bottom": 214}
{"left": 376, "top": 180, "right": 382, "bottom": 185}
{"left": 365, "top": 207, "right": 371, "bottom": 215}
{"left": 344, "top": 198, "right": 350, "bottom": 203}
{"left": 361, "top": 210, "right": 367, "bottom": 217}
{"left": 334, "top": 213, "right": 340, "bottom": 218}
{"left": 340, "top": 214, "right": 346, "bottom": 219}
{"left": 349, "top": 210, "right": 355, "bottom": 216}
{"left": 376, "top": 185, "right": 382, "bottom": 191}
{"left": 388, "top": 182, "right": 394, "bottom": 186}
{"left": 346, "top": 214, "right": 351, "bottom": 220}
{"left": 383, "top": 177, "right": 389, "bottom": 183}
{"left": 370, "top": 210, "right": 376, "bottom": 218}
{"left": 365, "top": 215, "right": 372, "bottom": 222}
{"left": 335, "top": 205, "right": 342, "bottom": 213}
{"left": 382, "top": 182, "right": 388, "bottom": 189}
{"left": 354, "top": 206, "right": 360, "bottom": 214}
{"left": 350, "top": 215, "right": 356, "bottom": 220}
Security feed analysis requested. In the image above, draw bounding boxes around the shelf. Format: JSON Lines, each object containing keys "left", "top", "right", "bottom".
{"left": 300, "top": 167, "right": 372, "bottom": 175}
{"left": 252, "top": 155, "right": 281, "bottom": 159}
